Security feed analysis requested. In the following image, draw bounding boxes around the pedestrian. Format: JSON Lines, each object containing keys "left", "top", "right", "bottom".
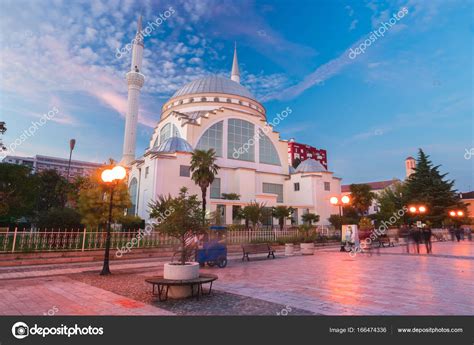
{"left": 455, "top": 226, "right": 461, "bottom": 242}
{"left": 422, "top": 225, "right": 432, "bottom": 254}
{"left": 400, "top": 225, "right": 410, "bottom": 253}
{"left": 412, "top": 226, "right": 422, "bottom": 254}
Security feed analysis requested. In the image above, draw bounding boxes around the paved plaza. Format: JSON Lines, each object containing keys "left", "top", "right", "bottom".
{"left": 0, "top": 242, "right": 473, "bottom": 316}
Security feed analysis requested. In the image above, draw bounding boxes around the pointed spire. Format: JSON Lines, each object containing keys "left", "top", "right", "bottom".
{"left": 231, "top": 42, "right": 240, "bottom": 84}
{"left": 134, "top": 15, "right": 144, "bottom": 47}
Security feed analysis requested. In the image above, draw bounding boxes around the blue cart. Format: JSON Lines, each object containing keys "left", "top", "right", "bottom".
{"left": 196, "top": 241, "right": 228, "bottom": 268}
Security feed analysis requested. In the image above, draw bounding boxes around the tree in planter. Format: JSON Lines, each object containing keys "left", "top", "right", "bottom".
{"left": 149, "top": 187, "right": 207, "bottom": 265}
{"left": 302, "top": 212, "right": 320, "bottom": 225}
{"left": 272, "top": 206, "right": 294, "bottom": 231}
{"left": 190, "top": 149, "right": 220, "bottom": 223}
{"left": 298, "top": 224, "right": 315, "bottom": 243}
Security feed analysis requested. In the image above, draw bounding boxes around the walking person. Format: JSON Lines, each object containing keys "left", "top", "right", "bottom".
{"left": 422, "top": 225, "right": 432, "bottom": 254}
{"left": 455, "top": 226, "right": 461, "bottom": 242}
{"left": 413, "top": 226, "right": 422, "bottom": 254}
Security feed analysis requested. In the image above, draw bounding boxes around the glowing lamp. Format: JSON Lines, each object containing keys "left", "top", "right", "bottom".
{"left": 330, "top": 197, "right": 339, "bottom": 205}
{"left": 341, "top": 195, "right": 350, "bottom": 204}
{"left": 409, "top": 206, "right": 417, "bottom": 213}
{"left": 101, "top": 169, "right": 114, "bottom": 183}
{"left": 112, "top": 166, "right": 127, "bottom": 180}
{"left": 457, "top": 211, "right": 464, "bottom": 217}
{"left": 418, "top": 206, "right": 426, "bottom": 213}
{"left": 449, "top": 211, "right": 456, "bottom": 217}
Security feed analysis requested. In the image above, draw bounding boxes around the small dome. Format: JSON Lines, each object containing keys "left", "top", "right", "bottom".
{"left": 295, "top": 159, "right": 327, "bottom": 173}
{"left": 154, "top": 137, "right": 193, "bottom": 153}
{"left": 171, "top": 75, "right": 255, "bottom": 100}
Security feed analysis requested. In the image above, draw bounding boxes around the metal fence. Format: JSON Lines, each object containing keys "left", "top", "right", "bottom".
{"left": 0, "top": 225, "right": 337, "bottom": 254}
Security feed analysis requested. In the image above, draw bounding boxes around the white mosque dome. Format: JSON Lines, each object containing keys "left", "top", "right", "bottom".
{"left": 154, "top": 137, "right": 193, "bottom": 153}
{"left": 295, "top": 159, "right": 327, "bottom": 173}
{"left": 171, "top": 75, "right": 255, "bottom": 100}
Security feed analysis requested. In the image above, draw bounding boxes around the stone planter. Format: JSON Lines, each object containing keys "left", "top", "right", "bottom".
{"left": 300, "top": 242, "right": 315, "bottom": 255}
{"left": 285, "top": 243, "right": 295, "bottom": 256}
{"left": 163, "top": 262, "right": 199, "bottom": 299}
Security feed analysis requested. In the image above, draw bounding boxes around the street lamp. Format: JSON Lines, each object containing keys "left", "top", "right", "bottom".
{"left": 66, "top": 139, "right": 76, "bottom": 182}
{"left": 408, "top": 205, "right": 428, "bottom": 228}
{"left": 449, "top": 210, "right": 464, "bottom": 218}
{"left": 330, "top": 195, "right": 351, "bottom": 252}
{"left": 100, "top": 165, "right": 127, "bottom": 276}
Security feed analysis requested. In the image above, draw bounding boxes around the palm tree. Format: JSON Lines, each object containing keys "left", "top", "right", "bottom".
{"left": 237, "top": 201, "right": 267, "bottom": 230}
{"left": 302, "top": 212, "right": 320, "bottom": 225}
{"left": 272, "top": 206, "right": 294, "bottom": 231}
{"left": 190, "top": 149, "right": 220, "bottom": 223}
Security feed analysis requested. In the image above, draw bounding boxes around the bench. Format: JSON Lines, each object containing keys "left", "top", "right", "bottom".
{"left": 145, "top": 273, "right": 218, "bottom": 301}
{"left": 241, "top": 243, "right": 275, "bottom": 261}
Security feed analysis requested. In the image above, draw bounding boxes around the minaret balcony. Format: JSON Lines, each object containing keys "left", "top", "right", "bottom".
{"left": 126, "top": 71, "right": 145, "bottom": 87}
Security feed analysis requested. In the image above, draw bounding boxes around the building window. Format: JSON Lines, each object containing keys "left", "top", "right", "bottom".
{"left": 196, "top": 121, "right": 223, "bottom": 157}
{"left": 145, "top": 167, "right": 149, "bottom": 178}
{"left": 201, "top": 97, "right": 207, "bottom": 102}
{"left": 232, "top": 205, "right": 241, "bottom": 224}
{"left": 210, "top": 178, "right": 221, "bottom": 199}
{"left": 179, "top": 165, "right": 190, "bottom": 177}
{"left": 262, "top": 183, "right": 283, "bottom": 203}
{"left": 214, "top": 97, "right": 219, "bottom": 102}
{"left": 259, "top": 130, "right": 281, "bottom": 166}
{"left": 216, "top": 204, "right": 225, "bottom": 224}
{"left": 324, "top": 182, "right": 330, "bottom": 191}
{"left": 226, "top": 98, "right": 232, "bottom": 103}
{"left": 294, "top": 183, "right": 300, "bottom": 191}
{"left": 227, "top": 118, "right": 255, "bottom": 162}
{"left": 128, "top": 178, "right": 138, "bottom": 215}
{"left": 373, "top": 206, "right": 379, "bottom": 212}
{"left": 159, "top": 123, "right": 180, "bottom": 145}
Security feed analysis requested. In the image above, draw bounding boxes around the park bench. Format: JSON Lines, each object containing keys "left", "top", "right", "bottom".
{"left": 145, "top": 273, "right": 218, "bottom": 301}
{"left": 241, "top": 243, "right": 275, "bottom": 261}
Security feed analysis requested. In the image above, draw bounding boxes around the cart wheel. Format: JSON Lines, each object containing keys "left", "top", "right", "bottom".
{"left": 217, "top": 258, "right": 227, "bottom": 268}
{"left": 207, "top": 261, "right": 216, "bottom": 267}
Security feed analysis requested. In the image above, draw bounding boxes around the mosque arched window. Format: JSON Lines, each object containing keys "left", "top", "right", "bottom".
{"left": 226, "top": 98, "right": 231, "bottom": 103}
{"left": 189, "top": 98, "right": 194, "bottom": 103}
{"left": 196, "top": 121, "right": 223, "bottom": 157}
{"left": 259, "top": 130, "right": 281, "bottom": 166}
{"left": 213, "top": 97, "right": 219, "bottom": 102}
{"left": 128, "top": 177, "right": 138, "bottom": 215}
{"left": 178, "top": 100, "right": 183, "bottom": 105}
{"left": 227, "top": 118, "right": 255, "bottom": 162}
{"left": 201, "top": 97, "right": 207, "bottom": 102}
{"left": 159, "top": 123, "right": 180, "bottom": 145}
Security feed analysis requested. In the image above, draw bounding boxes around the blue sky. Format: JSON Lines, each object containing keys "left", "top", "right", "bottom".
{"left": 0, "top": 0, "right": 472, "bottom": 190}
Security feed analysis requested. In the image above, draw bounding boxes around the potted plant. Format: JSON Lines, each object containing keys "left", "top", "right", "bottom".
{"left": 299, "top": 213, "right": 320, "bottom": 255}
{"left": 149, "top": 187, "right": 207, "bottom": 299}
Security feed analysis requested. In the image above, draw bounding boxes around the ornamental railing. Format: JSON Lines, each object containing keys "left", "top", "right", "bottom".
{"left": 0, "top": 225, "right": 338, "bottom": 254}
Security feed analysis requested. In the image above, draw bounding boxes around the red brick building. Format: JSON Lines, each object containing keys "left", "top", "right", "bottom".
{"left": 288, "top": 139, "right": 327, "bottom": 169}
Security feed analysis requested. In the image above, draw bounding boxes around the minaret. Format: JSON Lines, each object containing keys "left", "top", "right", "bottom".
{"left": 122, "top": 16, "right": 145, "bottom": 166}
{"left": 230, "top": 43, "right": 240, "bottom": 84}
{"left": 405, "top": 156, "right": 416, "bottom": 178}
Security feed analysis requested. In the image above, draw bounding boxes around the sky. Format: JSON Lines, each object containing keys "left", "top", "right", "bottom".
{"left": 0, "top": 0, "right": 472, "bottom": 191}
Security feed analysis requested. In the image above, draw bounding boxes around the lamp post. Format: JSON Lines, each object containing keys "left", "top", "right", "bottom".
{"left": 330, "top": 195, "right": 351, "bottom": 251}
{"left": 100, "top": 165, "right": 127, "bottom": 276}
{"left": 66, "top": 139, "right": 76, "bottom": 182}
{"left": 408, "top": 205, "right": 427, "bottom": 227}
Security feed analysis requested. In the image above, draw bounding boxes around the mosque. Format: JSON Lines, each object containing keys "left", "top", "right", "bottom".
{"left": 122, "top": 18, "right": 342, "bottom": 226}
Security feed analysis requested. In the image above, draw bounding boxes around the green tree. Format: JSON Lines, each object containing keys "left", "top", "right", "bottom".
{"left": 328, "top": 214, "right": 344, "bottom": 230}
{"left": 404, "top": 149, "right": 464, "bottom": 226}
{"left": 190, "top": 149, "right": 220, "bottom": 222}
{"left": 35, "top": 170, "right": 69, "bottom": 212}
{"left": 36, "top": 207, "right": 82, "bottom": 229}
{"left": 238, "top": 201, "right": 267, "bottom": 230}
{"left": 349, "top": 184, "right": 375, "bottom": 216}
{"left": 149, "top": 187, "right": 207, "bottom": 265}
{"left": 302, "top": 212, "right": 320, "bottom": 225}
{"left": 375, "top": 181, "right": 406, "bottom": 226}
{"left": 0, "top": 163, "right": 37, "bottom": 222}
{"left": 77, "top": 168, "right": 131, "bottom": 230}
{"left": 272, "top": 206, "right": 294, "bottom": 231}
